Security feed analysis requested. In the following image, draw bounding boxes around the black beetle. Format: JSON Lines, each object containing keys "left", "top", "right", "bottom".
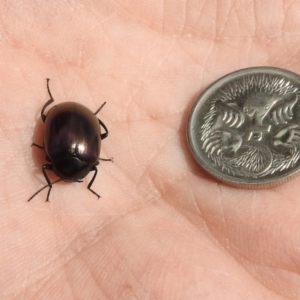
{"left": 28, "top": 79, "right": 112, "bottom": 202}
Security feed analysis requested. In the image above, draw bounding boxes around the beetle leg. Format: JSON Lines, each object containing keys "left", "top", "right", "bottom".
{"left": 94, "top": 102, "right": 109, "bottom": 139}
{"left": 41, "top": 79, "right": 55, "bottom": 122}
{"left": 41, "top": 164, "right": 55, "bottom": 202}
{"left": 31, "top": 143, "right": 44, "bottom": 149}
{"left": 98, "top": 119, "right": 109, "bottom": 140}
{"left": 94, "top": 102, "right": 106, "bottom": 115}
{"left": 87, "top": 166, "right": 101, "bottom": 199}
{"left": 28, "top": 166, "right": 61, "bottom": 202}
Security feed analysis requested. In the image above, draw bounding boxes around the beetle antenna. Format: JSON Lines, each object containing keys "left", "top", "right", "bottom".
{"left": 28, "top": 179, "right": 62, "bottom": 202}
{"left": 94, "top": 102, "right": 106, "bottom": 115}
{"left": 99, "top": 157, "right": 114, "bottom": 162}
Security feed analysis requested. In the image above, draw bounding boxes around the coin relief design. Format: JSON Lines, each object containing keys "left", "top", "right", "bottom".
{"left": 187, "top": 67, "right": 300, "bottom": 187}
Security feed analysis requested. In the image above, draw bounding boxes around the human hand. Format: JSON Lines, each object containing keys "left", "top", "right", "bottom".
{"left": 1, "top": 1, "right": 299, "bottom": 299}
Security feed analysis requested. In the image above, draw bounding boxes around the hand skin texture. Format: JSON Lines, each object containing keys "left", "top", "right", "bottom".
{"left": 0, "top": 1, "right": 299, "bottom": 299}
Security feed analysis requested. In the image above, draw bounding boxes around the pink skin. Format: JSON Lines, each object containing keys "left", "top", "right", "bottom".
{"left": 1, "top": 1, "right": 299, "bottom": 299}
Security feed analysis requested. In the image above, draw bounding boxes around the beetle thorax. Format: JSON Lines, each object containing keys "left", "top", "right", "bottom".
{"left": 52, "top": 157, "right": 92, "bottom": 181}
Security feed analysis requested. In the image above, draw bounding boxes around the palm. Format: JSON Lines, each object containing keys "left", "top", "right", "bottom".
{"left": 1, "top": 1, "right": 298, "bottom": 299}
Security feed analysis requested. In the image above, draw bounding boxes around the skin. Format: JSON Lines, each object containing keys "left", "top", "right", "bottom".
{"left": 0, "top": 0, "right": 299, "bottom": 299}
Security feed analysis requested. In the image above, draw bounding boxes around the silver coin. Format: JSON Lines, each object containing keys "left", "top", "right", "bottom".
{"left": 187, "top": 67, "right": 300, "bottom": 188}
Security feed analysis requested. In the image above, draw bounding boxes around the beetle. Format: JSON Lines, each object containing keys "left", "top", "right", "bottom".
{"left": 28, "top": 79, "right": 112, "bottom": 202}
